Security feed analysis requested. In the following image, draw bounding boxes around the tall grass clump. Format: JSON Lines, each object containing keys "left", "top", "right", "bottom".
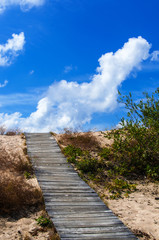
{"left": 0, "top": 146, "right": 43, "bottom": 214}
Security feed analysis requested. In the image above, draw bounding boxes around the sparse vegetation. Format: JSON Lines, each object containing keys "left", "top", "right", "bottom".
{"left": 105, "top": 178, "right": 136, "bottom": 199}
{"left": 0, "top": 125, "right": 22, "bottom": 135}
{"left": 62, "top": 142, "right": 134, "bottom": 198}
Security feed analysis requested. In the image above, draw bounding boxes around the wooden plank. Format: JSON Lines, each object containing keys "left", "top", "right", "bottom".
{"left": 46, "top": 202, "right": 106, "bottom": 206}
{"left": 41, "top": 189, "right": 96, "bottom": 193}
{"left": 27, "top": 150, "right": 61, "bottom": 153}
{"left": 53, "top": 217, "right": 119, "bottom": 223}
{"left": 43, "top": 192, "right": 99, "bottom": 198}
{"left": 45, "top": 205, "right": 111, "bottom": 212}
{"left": 38, "top": 177, "right": 82, "bottom": 181}
{"left": 35, "top": 167, "right": 75, "bottom": 172}
{"left": 60, "top": 235, "right": 136, "bottom": 240}
{"left": 40, "top": 184, "right": 89, "bottom": 187}
{"left": 60, "top": 232, "right": 136, "bottom": 238}
{"left": 33, "top": 163, "right": 68, "bottom": 166}
{"left": 35, "top": 172, "right": 79, "bottom": 177}
{"left": 57, "top": 226, "right": 128, "bottom": 234}
{"left": 44, "top": 197, "right": 102, "bottom": 202}
{"left": 48, "top": 210, "right": 113, "bottom": 217}
{"left": 61, "top": 238, "right": 136, "bottom": 240}
{"left": 31, "top": 157, "right": 67, "bottom": 161}
{"left": 53, "top": 221, "right": 122, "bottom": 228}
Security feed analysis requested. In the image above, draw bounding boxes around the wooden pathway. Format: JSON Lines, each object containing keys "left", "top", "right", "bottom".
{"left": 25, "top": 133, "right": 138, "bottom": 240}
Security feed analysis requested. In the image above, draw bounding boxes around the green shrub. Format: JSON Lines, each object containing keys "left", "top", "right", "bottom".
{"left": 103, "top": 88, "right": 159, "bottom": 180}
{"left": 63, "top": 145, "right": 102, "bottom": 174}
{"left": 77, "top": 157, "right": 99, "bottom": 173}
{"left": 63, "top": 145, "right": 82, "bottom": 163}
{"left": 99, "top": 147, "right": 111, "bottom": 160}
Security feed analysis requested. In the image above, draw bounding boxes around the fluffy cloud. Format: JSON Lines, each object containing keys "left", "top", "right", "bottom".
{"left": 0, "top": 80, "right": 8, "bottom": 88}
{"left": 0, "top": 36, "right": 152, "bottom": 132}
{"left": 0, "top": 32, "right": 25, "bottom": 66}
{"left": 0, "top": 112, "right": 22, "bottom": 129}
{"left": 151, "top": 50, "right": 159, "bottom": 61}
{"left": 0, "top": 0, "right": 45, "bottom": 13}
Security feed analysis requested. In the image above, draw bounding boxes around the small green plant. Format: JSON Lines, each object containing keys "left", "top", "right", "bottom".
{"left": 105, "top": 178, "right": 136, "bottom": 199}
{"left": 35, "top": 216, "right": 52, "bottom": 228}
{"left": 24, "top": 171, "right": 32, "bottom": 179}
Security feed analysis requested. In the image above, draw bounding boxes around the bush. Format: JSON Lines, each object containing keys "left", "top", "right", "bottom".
{"left": 102, "top": 88, "right": 159, "bottom": 180}
{"left": 63, "top": 145, "right": 82, "bottom": 163}
{"left": 63, "top": 145, "right": 102, "bottom": 173}
{"left": 77, "top": 156, "right": 99, "bottom": 173}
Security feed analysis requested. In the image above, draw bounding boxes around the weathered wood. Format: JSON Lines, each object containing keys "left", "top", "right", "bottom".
{"left": 60, "top": 237, "right": 136, "bottom": 240}
{"left": 58, "top": 226, "right": 128, "bottom": 233}
{"left": 60, "top": 233, "right": 137, "bottom": 239}
{"left": 25, "top": 133, "right": 138, "bottom": 240}
{"left": 43, "top": 192, "right": 99, "bottom": 198}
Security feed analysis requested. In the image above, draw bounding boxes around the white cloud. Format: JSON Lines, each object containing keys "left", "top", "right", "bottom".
{"left": 29, "top": 70, "right": 35, "bottom": 75}
{"left": 0, "top": 32, "right": 25, "bottom": 66}
{"left": 0, "top": 112, "right": 22, "bottom": 129}
{"left": 0, "top": 0, "right": 45, "bottom": 13}
{"left": 151, "top": 50, "right": 159, "bottom": 61}
{"left": 64, "top": 65, "right": 73, "bottom": 73}
{"left": 0, "top": 80, "right": 8, "bottom": 88}
{"left": 0, "top": 36, "right": 153, "bottom": 132}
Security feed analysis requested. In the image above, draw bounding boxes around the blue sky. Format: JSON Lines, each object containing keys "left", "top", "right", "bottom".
{"left": 0, "top": 0, "right": 159, "bottom": 132}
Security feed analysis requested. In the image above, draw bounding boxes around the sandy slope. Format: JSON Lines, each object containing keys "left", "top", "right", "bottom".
{"left": 107, "top": 182, "right": 159, "bottom": 240}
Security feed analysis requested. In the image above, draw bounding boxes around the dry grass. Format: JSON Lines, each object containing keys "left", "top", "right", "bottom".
{"left": 0, "top": 147, "right": 32, "bottom": 173}
{"left": 0, "top": 174, "right": 42, "bottom": 213}
{"left": 0, "top": 147, "right": 43, "bottom": 214}
{"left": 56, "top": 130, "right": 101, "bottom": 152}
{"left": 0, "top": 125, "right": 21, "bottom": 135}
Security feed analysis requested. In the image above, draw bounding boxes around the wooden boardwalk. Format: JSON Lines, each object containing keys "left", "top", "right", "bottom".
{"left": 25, "top": 133, "right": 138, "bottom": 240}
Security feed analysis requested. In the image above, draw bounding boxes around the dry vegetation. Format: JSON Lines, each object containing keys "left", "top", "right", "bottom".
{"left": 0, "top": 133, "right": 60, "bottom": 240}
{"left": 0, "top": 135, "right": 42, "bottom": 214}
{"left": 56, "top": 130, "right": 101, "bottom": 151}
